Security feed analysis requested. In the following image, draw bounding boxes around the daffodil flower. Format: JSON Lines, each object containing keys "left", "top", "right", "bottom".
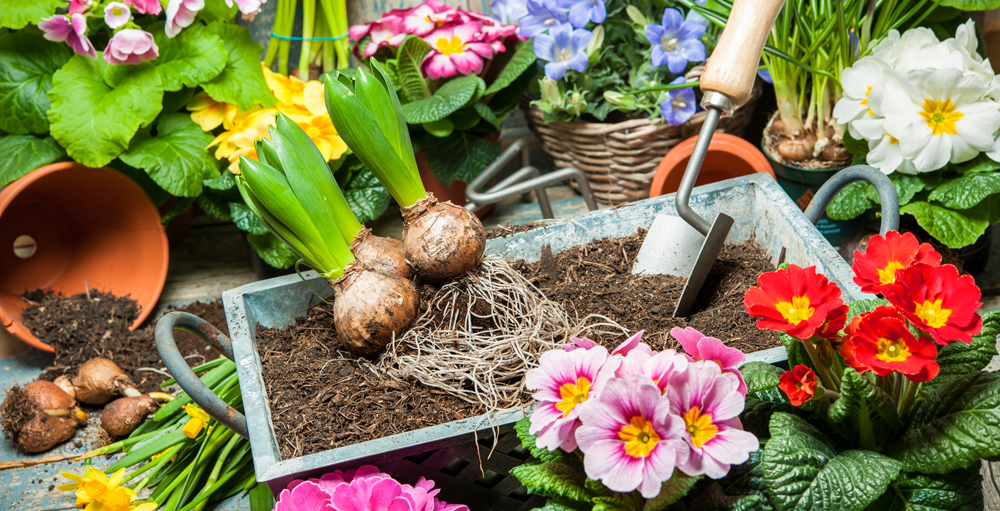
{"left": 60, "top": 467, "right": 128, "bottom": 509}
{"left": 183, "top": 404, "right": 211, "bottom": 438}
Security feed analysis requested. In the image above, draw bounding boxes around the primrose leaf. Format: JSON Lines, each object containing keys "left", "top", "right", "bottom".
{"left": 402, "top": 74, "right": 482, "bottom": 124}
{"left": 229, "top": 202, "right": 268, "bottom": 235}
{"left": 510, "top": 462, "right": 593, "bottom": 503}
{"left": 204, "top": 169, "right": 236, "bottom": 191}
{"left": 900, "top": 200, "right": 989, "bottom": 249}
{"left": 924, "top": 310, "right": 1000, "bottom": 392}
{"left": 827, "top": 181, "right": 873, "bottom": 221}
{"left": 488, "top": 66, "right": 535, "bottom": 116}
{"left": 334, "top": 156, "right": 390, "bottom": 223}
{"left": 48, "top": 56, "right": 163, "bottom": 168}
{"left": 120, "top": 114, "right": 218, "bottom": 197}
{"left": 201, "top": 22, "right": 276, "bottom": 110}
{"left": 763, "top": 413, "right": 901, "bottom": 511}
{"left": 247, "top": 232, "right": 298, "bottom": 269}
{"left": 955, "top": 153, "right": 1000, "bottom": 174}
{"left": 484, "top": 41, "right": 537, "bottom": 95}
{"left": 928, "top": 172, "right": 1000, "bottom": 209}
{"left": 842, "top": 131, "right": 869, "bottom": 158}
{"left": 874, "top": 465, "right": 984, "bottom": 511}
{"left": 0, "top": 135, "right": 64, "bottom": 186}
{"left": 643, "top": 470, "right": 701, "bottom": 511}
{"left": 846, "top": 298, "right": 890, "bottom": 323}
{"left": 937, "top": 0, "right": 1000, "bottom": 13}
{"left": 742, "top": 361, "right": 783, "bottom": 395}
{"left": 161, "top": 197, "right": 193, "bottom": 225}
{"left": 196, "top": 192, "right": 232, "bottom": 221}
{"left": 0, "top": 0, "right": 64, "bottom": 29}
{"left": 0, "top": 32, "right": 71, "bottom": 135}
{"left": 513, "top": 417, "right": 564, "bottom": 463}
{"left": 423, "top": 131, "right": 501, "bottom": 185}
{"left": 474, "top": 102, "right": 501, "bottom": 130}
{"left": 827, "top": 368, "right": 901, "bottom": 444}
{"left": 151, "top": 22, "right": 227, "bottom": 92}
{"left": 396, "top": 36, "right": 433, "bottom": 102}
{"left": 780, "top": 333, "right": 811, "bottom": 371}
{"left": 888, "top": 371, "right": 1000, "bottom": 473}
{"left": 741, "top": 398, "right": 794, "bottom": 439}
{"left": 197, "top": 0, "right": 238, "bottom": 22}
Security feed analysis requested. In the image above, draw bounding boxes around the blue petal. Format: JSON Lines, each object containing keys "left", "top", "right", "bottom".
{"left": 533, "top": 32, "right": 557, "bottom": 61}
{"left": 666, "top": 52, "right": 687, "bottom": 74}
{"left": 644, "top": 24, "right": 665, "bottom": 48}
{"left": 568, "top": 2, "right": 591, "bottom": 29}
{"left": 757, "top": 68, "right": 773, "bottom": 84}
{"left": 567, "top": 49, "right": 589, "bottom": 72}
{"left": 591, "top": 0, "right": 606, "bottom": 23}
{"left": 545, "top": 60, "right": 570, "bottom": 80}
{"left": 550, "top": 21, "right": 573, "bottom": 49}
{"left": 669, "top": 76, "right": 687, "bottom": 86}
{"left": 661, "top": 7, "right": 682, "bottom": 30}
{"left": 570, "top": 27, "right": 593, "bottom": 52}
{"left": 526, "top": 0, "right": 547, "bottom": 16}
{"left": 677, "top": 20, "right": 706, "bottom": 41}
{"left": 650, "top": 45, "right": 668, "bottom": 67}
{"left": 519, "top": 15, "right": 549, "bottom": 38}
{"left": 679, "top": 39, "right": 705, "bottom": 63}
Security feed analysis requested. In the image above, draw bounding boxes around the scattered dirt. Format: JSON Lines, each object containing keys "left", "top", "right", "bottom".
{"left": 256, "top": 306, "right": 484, "bottom": 459}
{"left": 485, "top": 222, "right": 545, "bottom": 239}
{"left": 511, "top": 228, "right": 781, "bottom": 353}
{"left": 20, "top": 292, "right": 227, "bottom": 395}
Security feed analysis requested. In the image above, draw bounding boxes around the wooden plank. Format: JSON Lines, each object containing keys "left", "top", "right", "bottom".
{"left": 983, "top": 461, "right": 1000, "bottom": 510}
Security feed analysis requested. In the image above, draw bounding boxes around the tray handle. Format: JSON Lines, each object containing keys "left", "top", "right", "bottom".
{"left": 155, "top": 311, "right": 249, "bottom": 439}
{"left": 803, "top": 165, "right": 900, "bottom": 235}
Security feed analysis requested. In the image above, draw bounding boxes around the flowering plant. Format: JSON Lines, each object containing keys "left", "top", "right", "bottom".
{"left": 736, "top": 229, "right": 1000, "bottom": 509}
{"left": 275, "top": 465, "right": 468, "bottom": 511}
{"left": 513, "top": 0, "right": 716, "bottom": 124}
{"left": 510, "top": 329, "right": 761, "bottom": 507}
{"left": 347, "top": 0, "right": 532, "bottom": 187}
{"left": 828, "top": 21, "right": 1000, "bottom": 250}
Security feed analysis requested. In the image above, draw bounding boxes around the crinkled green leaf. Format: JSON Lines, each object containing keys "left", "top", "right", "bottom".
{"left": 925, "top": 311, "right": 1000, "bottom": 392}
{"left": 872, "top": 465, "right": 984, "bottom": 511}
{"left": 402, "top": 74, "right": 482, "bottom": 124}
{"left": 49, "top": 56, "right": 163, "bottom": 168}
{"left": 229, "top": 201, "right": 268, "bottom": 235}
{"left": 532, "top": 498, "right": 592, "bottom": 511}
{"left": 449, "top": 107, "right": 481, "bottom": 131}
{"left": 0, "top": 135, "right": 64, "bottom": 186}
{"left": 247, "top": 232, "right": 298, "bottom": 269}
{"left": 741, "top": 398, "right": 794, "bottom": 439}
{"left": 900, "top": 200, "right": 989, "bottom": 249}
{"left": 742, "top": 361, "right": 784, "bottom": 395}
{"left": 780, "top": 333, "right": 811, "bottom": 371}
{"left": 955, "top": 153, "right": 1000, "bottom": 174}
{"left": 151, "top": 23, "right": 227, "bottom": 92}
{"left": 396, "top": 36, "right": 432, "bottom": 102}
{"left": 928, "top": 172, "right": 1000, "bottom": 209}
{"left": 422, "top": 118, "right": 454, "bottom": 137}
{"left": 488, "top": 66, "right": 535, "bottom": 116}
{"left": 0, "top": 0, "right": 63, "bottom": 29}
{"left": 0, "top": 32, "right": 70, "bottom": 135}
{"left": 827, "top": 181, "right": 874, "bottom": 221}
{"left": 201, "top": 22, "right": 276, "bottom": 110}
{"left": 763, "top": 413, "right": 901, "bottom": 511}
{"left": 510, "top": 462, "right": 593, "bottom": 503}
{"left": 842, "top": 131, "right": 868, "bottom": 158}
{"left": 334, "top": 157, "right": 390, "bottom": 223}
{"left": 717, "top": 447, "right": 773, "bottom": 509}
{"left": 120, "top": 114, "right": 218, "bottom": 197}
{"left": 592, "top": 494, "right": 638, "bottom": 511}
{"left": 828, "top": 368, "right": 901, "bottom": 444}
{"left": 474, "top": 102, "right": 501, "bottom": 130}
{"left": 888, "top": 371, "right": 1000, "bottom": 473}
{"left": 196, "top": 192, "right": 232, "bottom": 221}
{"left": 846, "top": 298, "right": 890, "bottom": 323}
{"left": 864, "top": 173, "right": 938, "bottom": 207}
{"left": 423, "top": 131, "right": 501, "bottom": 185}
{"left": 643, "top": 470, "right": 701, "bottom": 511}
{"left": 110, "top": 158, "right": 170, "bottom": 206}
{"left": 161, "top": 88, "right": 195, "bottom": 113}
{"left": 513, "top": 417, "right": 563, "bottom": 463}
{"left": 484, "top": 41, "right": 537, "bottom": 95}
{"left": 204, "top": 170, "right": 236, "bottom": 191}
{"left": 197, "top": 0, "right": 238, "bottom": 22}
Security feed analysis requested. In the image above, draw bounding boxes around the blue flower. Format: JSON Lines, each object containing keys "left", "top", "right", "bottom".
{"left": 644, "top": 8, "right": 706, "bottom": 74}
{"left": 757, "top": 67, "right": 772, "bottom": 84}
{"left": 534, "top": 21, "right": 592, "bottom": 80}
{"left": 567, "top": 0, "right": 605, "bottom": 28}
{"left": 490, "top": 0, "right": 529, "bottom": 25}
{"left": 660, "top": 76, "right": 697, "bottom": 126}
{"left": 519, "top": 0, "right": 571, "bottom": 38}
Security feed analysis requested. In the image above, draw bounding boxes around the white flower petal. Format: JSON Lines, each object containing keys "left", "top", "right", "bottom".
{"left": 853, "top": 116, "right": 886, "bottom": 141}
{"left": 986, "top": 133, "right": 1000, "bottom": 162}
{"left": 866, "top": 135, "right": 903, "bottom": 174}
{"left": 833, "top": 98, "right": 869, "bottom": 125}
{"left": 954, "top": 101, "right": 1000, "bottom": 152}
{"left": 904, "top": 123, "right": 950, "bottom": 172}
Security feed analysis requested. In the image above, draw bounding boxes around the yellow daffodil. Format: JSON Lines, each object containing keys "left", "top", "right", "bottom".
{"left": 60, "top": 467, "right": 128, "bottom": 509}
{"left": 183, "top": 404, "right": 212, "bottom": 438}
{"left": 297, "top": 116, "right": 348, "bottom": 161}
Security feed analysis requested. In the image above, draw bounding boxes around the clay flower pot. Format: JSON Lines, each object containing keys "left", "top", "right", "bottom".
{"left": 650, "top": 133, "right": 774, "bottom": 197}
{"left": 0, "top": 162, "right": 169, "bottom": 352}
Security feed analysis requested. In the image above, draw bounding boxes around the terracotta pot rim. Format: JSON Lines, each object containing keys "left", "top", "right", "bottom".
{"left": 650, "top": 133, "right": 775, "bottom": 198}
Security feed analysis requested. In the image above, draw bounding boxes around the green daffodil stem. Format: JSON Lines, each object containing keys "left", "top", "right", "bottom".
{"left": 193, "top": 433, "right": 242, "bottom": 511}
{"left": 801, "top": 338, "right": 838, "bottom": 391}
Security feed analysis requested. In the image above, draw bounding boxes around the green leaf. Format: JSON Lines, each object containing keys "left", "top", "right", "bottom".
{"left": 0, "top": 135, "right": 64, "bottom": 186}
{"left": 423, "top": 131, "right": 500, "bottom": 185}
{"left": 741, "top": 398, "right": 794, "bottom": 439}
{"left": 742, "top": 361, "right": 784, "bottom": 394}
{"left": 928, "top": 172, "right": 1000, "bottom": 209}
{"left": 780, "top": 333, "right": 811, "bottom": 371}
{"left": 249, "top": 482, "right": 275, "bottom": 511}
{"left": 196, "top": 192, "right": 232, "bottom": 221}
{"left": 531, "top": 499, "right": 593, "bottom": 511}
{"left": 763, "top": 413, "right": 902, "bottom": 511}
{"left": 0, "top": 32, "right": 70, "bottom": 135}
{"left": 197, "top": 0, "right": 238, "bottom": 22}
{"left": 879, "top": 466, "right": 984, "bottom": 511}
{"left": 827, "top": 181, "right": 874, "bottom": 221}
{"left": 0, "top": 0, "right": 63, "bottom": 29}
{"left": 827, "top": 368, "right": 902, "bottom": 444}
{"left": 152, "top": 23, "right": 227, "bottom": 92}
{"left": 110, "top": 158, "right": 170, "bottom": 206}
{"left": 422, "top": 119, "right": 454, "bottom": 137}
{"left": 120, "top": 114, "right": 218, "bottom": 197}
{"left": 402, "top": 74, "right": 482, "bottom": 124}
{"left": 229, "top": 202, "right": 268, "bottom": 235}
{"left": 204, "top": 170, "right": 236, "bottom": 191}
{"left": 513, "top": 417, "right": 564, "bottom": 463}
{"left": 900, "top": 201, "right": 989, "bottom": 249}
{"left": 49, "top": 56, "right": 163, "bottom": 168}
{"left": 488, "top": 66, "right": 535, "bottom": 116}
{"left": 201, "top": 23, "right": 276, "bottom": 110}
{"left": 937, "top": 0, "right": 1000, "bottom": 13}
{"left": 161, "top": 197, "right": 193, "bottom": 225}
{"left": 846, "top": 298, "right": 890, "bottom": 323}
{"left": 449, "top": 107, "right": 481, "bottom": 131}
{"left": 474, "top": 102, "right": 501, "bottom": 130}
{"left": 643, "top": 470, "right": 701, "bottom": 511}
{"left": 247, "top": 232, "right": 298, "bottom": 269}
{"left": 842, "top": 131, "right": 869, "bottom": 158}
{"left": 892, "top": 174, "right": 937, "bottom": 206}
{"left": 396, "top": 36, "right": 432, "bottom": 102}
{"left": 162, "top": 88, "right": 195, "bottom": 114}
{"left": 925, "top": 311, "right": 1000, "bottom": 392}
{"left": 592, "top": 494, "right": 638, "bottom": 511}
{"left": 484, "top": 42, "right": 537, "bottom": 95}
{"left": 334, "top": 157, "right": 390, "bottom": 223}
{"left": 955, "top": 153, "right": 1000, "bottom": 174}
{"left": 510, "top": 462, "right": 593, "bottom": 503}
{"left": 888, "top": 371, "right": 1000, "bottom": 473}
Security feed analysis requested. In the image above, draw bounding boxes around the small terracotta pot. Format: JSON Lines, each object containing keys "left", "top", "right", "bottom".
{"left": 649, "top": 133, "right": 775, "bottom": 197}
{"left": 0, "top": 162, "right": 169, "bottom": 352}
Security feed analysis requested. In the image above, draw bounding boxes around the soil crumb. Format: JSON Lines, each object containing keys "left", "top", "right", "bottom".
{"left": 511, "top": 229, "right": 781, "bottom": 353}
{"left": 257, "top": 305, "right": 485, "bottom": 460}
{"left": 21, "top": 293, "right": 228, "bottom": 394}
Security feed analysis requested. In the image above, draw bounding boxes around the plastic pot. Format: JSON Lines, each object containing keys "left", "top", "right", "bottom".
{"left": 649, "top": 133, "right": 774, "bottom": 197}
{"left": 0, "top": 162, "right": 169, "bottom": 352}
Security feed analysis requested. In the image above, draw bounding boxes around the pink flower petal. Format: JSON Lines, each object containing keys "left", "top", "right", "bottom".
{"left": 290, "top": 481, "right": 335, "bottom": 511}
{"left": 701, "top": 425, "right": 758, "bottom": 467}
{"left": 670, "top": 327, "right": 705, "bottom": 358}
{"left": 452, "top": 21, "right": 483, "bottom": 42}
{"left": 612, "top": 331, "right": 648, "bottom": 356}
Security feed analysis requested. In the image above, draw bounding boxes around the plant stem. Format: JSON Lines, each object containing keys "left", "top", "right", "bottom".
{"left": 800, "top": 338, "right": 838, "bottom": 391}
{"left": 298, "top": 0, "right": 316, "bottom": 81}
{"left": 858, "top": 407, "right": 878, "bottom": 451}
{"left": 897, "top": 378, "right": 919, "bottom": 417}
{"left": 278, "top": 0, "right": 297, "bottom": 75}
{"left": 193, "top": 434, "right": 242, "bottom": 511}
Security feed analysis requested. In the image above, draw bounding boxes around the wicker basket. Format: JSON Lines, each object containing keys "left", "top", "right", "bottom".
{"left": 523, "top": 64, "right": 762, "bottom": 204}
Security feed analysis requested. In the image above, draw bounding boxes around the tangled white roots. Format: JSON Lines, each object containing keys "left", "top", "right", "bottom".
{"left": 362, "top": 255, "right": 627, "bottom": 411}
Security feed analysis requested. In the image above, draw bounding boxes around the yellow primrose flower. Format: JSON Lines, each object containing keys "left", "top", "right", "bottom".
{"left": 183, "top": 404, "right": 212, "bottom": 438}
{"left": 186, "top": 92, "right": 242, "bottom": 132}
{"left": 209, "top": 108, "right": 277, "bottom": 162}
{"left": 263, "top": 63, "right": 306, "bottom": 107}
{"left": 298, "top": 115, "right": 347, "bottom": 162}
{"left": 303, "top": 81, "right": 326, "bottom": 116}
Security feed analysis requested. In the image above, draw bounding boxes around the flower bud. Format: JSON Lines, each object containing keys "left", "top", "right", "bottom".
{"left": 625, "top": 6, "right": 648, "bottom": 26}
{"left": 541, "top": 77, "right": 561, "bottom": 104}
{"left": 586, "top": 25, "right": 604, "bottom": 59}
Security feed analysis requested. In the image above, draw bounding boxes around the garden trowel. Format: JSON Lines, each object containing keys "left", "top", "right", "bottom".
{"left": 632, "top": 0, "right": 786, "bottom": 317}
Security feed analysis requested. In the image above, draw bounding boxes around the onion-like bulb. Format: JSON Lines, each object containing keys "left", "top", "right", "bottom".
{"left": 102, "top": 395, "right": 160, "bottom": 438}
{"left": 331, "top": 263, "right": 419, "bottom": 356}
{"left": 401, "top": 193, "right": 485, "bottom": 282}
{"left": 351, "top": 228, "right": 411, "bottom": 279}
{"left": 1, "top": 380, "right": 86, "bottom": 453}
{"left": 72, "top": 358, "right": 141, "bottom": 405}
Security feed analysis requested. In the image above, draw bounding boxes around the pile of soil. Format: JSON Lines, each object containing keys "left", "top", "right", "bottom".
{"left": 256, "top": 307, "right": 483, "bottom": 459}
{"left": 510, "top": 229, "right": 780, "bottom": 353}
{"left": 20, "top": 292, "right": 227, "bottom": 394}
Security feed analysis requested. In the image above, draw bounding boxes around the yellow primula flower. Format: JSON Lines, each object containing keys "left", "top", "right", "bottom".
{"left": 186, "top": 92, "right": 242, "bottom": 132}
{"left": 298, "top": 115, "right": 348, "bottom": 162}
{"left": 303, "top": 81, "right": 326, "bottom": 116}
{"left": 183, "top": 404, "right": 212, "bottom": 438}
{"left": 263, "top": 63, "right": 306, "bottom": 107}
{"left": 209, "top": 107, "right": 277, "bottom": 165}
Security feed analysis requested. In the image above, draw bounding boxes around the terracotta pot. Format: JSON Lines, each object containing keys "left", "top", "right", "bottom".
{"left": 649, "top": 133, "right": 774, "bottom": 197}
{"left": 415, "top": 152, "right": 494, "bottom": 219}
{"left": 0, "top": 162, "right": 169, "bottom": 352}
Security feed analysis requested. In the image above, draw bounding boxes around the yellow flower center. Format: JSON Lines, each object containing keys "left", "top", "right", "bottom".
{"left": 545, "top": 18, "right": 557, "bottom": 25}
{"left": 877, "top": 260, "right": 906, "bottom": 285}
{"left": 112, "top": 6, "right": 124, "bottom": 16}
{"left": 618, "top": 416, "right": 661, "bottom": 457}
{"left": 861, "top": 86, "right": 873, "bottom": 116}
{"left": 775, "top": 296, "right": 815, "bottom": 325}
{"left": 556, "top": 377, "right": 591, "bottom": 417}
{"left": 683, "top": 406, "right": 718, "bottom": 449}
{"left": 661, "top": 37, "right": 678, "bottom": 52}
{"left": 920, "top": 99, "right": 964, "bottom": 136}
{"left": 915, "top": 299, "right": 951, "bottom": 328}
{"left": 436, "top": 36, "right": 464, "bottom": 56}
{"left": 888, "top": 134, "right": 899, "bottom": 144}
{"left": 876, "top": 336, "right": 911, "bottom": 362}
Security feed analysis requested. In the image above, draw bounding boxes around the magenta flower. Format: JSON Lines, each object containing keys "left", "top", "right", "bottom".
{"left": 276, "top": 465, "right": 468, "bottom": 511}
{"left": 39, "top": 14, "right": 97, "bottom": 59}
{"left": 104, "top": 2, "right": 131, "bottom": 30}
{"left": 671, "top": 327, "right": 747, "bottom": 396}
{"left": 165, "top": 0, "right": 204, "bottom": 38}
{"left": 225, "top": 0, "right": 267, "bottom": 20}
{"left": 576, "top": 374, "right": 690, "bottom": 498}
{"left": 666, "top": 361, "right": 759, "bottom": 479}
{"left": 69, "top": 0, "right": 93, "bottom": 15}
{"left": 422, "top": 22, "right": 494, "bottom": 79}
{"left": 525, "top": 345, "right": 621, "bottom": 451}
{"left": 360, "top": 21, "right": 407, "bottom": 57}
{"left": 610, "top": 331, "right": 654, "bottom": 357}
{"left": 124, "top": 0, "right": 162, "bottom": 15}
{"left": 104, "top": 29, "right": 159, "bottom": 65}
{"left": 403, "top": 0, "right": 461, "bottom": 36}
{"left": 616, "top": 349, "right": 690, "bottom": 394}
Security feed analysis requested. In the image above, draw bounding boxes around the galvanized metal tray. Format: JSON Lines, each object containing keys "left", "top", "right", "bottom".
{"left": 167, "top": 173, "right": 875, "bottom": 507}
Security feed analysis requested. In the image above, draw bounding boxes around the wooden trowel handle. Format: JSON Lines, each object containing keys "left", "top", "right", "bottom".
{"left": 700, "top": 0, "right": 785, "bottom": 107}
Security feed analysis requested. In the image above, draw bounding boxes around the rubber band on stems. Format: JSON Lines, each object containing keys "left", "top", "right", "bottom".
{"left": 270, "top": 32, "right": 349, "bottom": 41}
